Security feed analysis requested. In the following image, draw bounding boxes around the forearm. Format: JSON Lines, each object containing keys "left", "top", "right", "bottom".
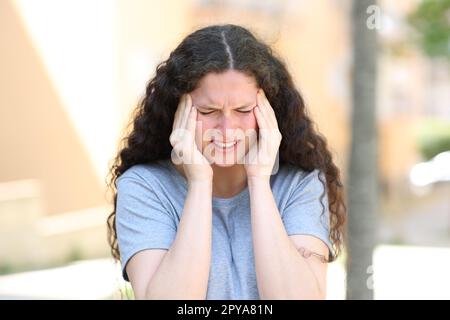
{"left": 248, "top": 177, "right": 324, "bottom": 299}
{"left": 145, "top": 180, "right": 213, "bottom": 299}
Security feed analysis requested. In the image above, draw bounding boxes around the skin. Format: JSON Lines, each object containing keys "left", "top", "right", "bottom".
{"left": 127, "top": 70, "right": 329, "bottom": 299}
{"left": 173, "top": 70, "right": 260, "bottom": 198}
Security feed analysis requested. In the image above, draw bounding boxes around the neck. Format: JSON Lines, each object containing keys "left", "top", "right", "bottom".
{"left": 173, "top": 162, "right": 247, "bottom": 199}
{"left": 211, "top": 164, "right": 247, "bottom": 198}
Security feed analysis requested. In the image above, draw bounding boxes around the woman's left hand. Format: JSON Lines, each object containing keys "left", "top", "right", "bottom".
{"left": 244, "top": 89, "right": 282, "bottom": 180}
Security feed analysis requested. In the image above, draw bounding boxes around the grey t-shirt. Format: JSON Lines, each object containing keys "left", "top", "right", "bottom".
{"left": 115, "top": 159, "right": 333, "bottom": 300}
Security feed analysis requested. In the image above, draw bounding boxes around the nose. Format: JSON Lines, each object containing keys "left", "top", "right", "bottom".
{"left": 215, "top": 111, "right": 237, "bottom": 141}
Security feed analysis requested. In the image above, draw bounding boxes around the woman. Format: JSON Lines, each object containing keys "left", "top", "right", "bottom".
{"left": 107, "top": 24, "right": 346, "bottom": 300}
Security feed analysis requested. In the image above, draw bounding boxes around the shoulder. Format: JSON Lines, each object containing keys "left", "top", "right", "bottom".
{"left": 271, "top": 164, "right": 325, "bottom": 194}
{"left": 117, "top": 159, "right": 173, "bottom": 189}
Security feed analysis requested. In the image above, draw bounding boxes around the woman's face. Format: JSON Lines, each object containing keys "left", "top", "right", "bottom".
{"left": 190, "top": 70, "right": 259, "bottom": 167}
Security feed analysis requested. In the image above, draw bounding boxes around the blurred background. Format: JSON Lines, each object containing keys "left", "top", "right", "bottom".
{"left": 0, "top": 0, "right": 449, "bottom": 299}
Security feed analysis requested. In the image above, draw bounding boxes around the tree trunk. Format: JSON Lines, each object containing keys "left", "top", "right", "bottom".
{"left": 346, "top": 0, "right": 379, "bottom": 300}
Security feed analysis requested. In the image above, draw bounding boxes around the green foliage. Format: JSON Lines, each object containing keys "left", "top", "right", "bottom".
{"left": 66, "top": 245, "right": 83, "bottom": 263}
{"left": 0, "top": 263, "right": 14, "bottom": 275}
{"left": 416, "top": 118, "right": 450, "bottom": 160}
{"left": 120, "top": 283, "right": 135, "bottom": 300}
{"left": 408, "top": 0, "right": 450, "bottom": 59}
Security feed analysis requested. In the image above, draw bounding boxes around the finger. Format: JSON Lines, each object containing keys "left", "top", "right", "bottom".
{"left": 257, "top": 106, "right": 275, "bottom": 150}
{"left": 180, "top": 93, "right": 192, "bottom": 129}
{"left": 258, "top": 90, "right": 277, "bottom": 128}
{"left": 254, "top": 105, "right": 269, "bottom": 131}
{"left": 186, "top": 105, "right": 197, "bottom": 138}
{"left": 173, "top": 94, "right": 186, "bottom": 131}
{"left": 256, "top": 90, "right": 272, "bottom": 127}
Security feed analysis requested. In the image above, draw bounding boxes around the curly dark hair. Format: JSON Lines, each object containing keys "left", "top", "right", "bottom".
{"left": 107, "top": 24, "right": 346, "bottom": 263}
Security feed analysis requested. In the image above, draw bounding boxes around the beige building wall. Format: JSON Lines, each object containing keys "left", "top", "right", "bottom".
{"left": 0, "top": 0, "right": 190, "bottom": 268}
{"left": 1, "top": 0, "right": 191, "bottom": 216}
{"left": 0, "top": 0, "right": 104, "bottom": 216}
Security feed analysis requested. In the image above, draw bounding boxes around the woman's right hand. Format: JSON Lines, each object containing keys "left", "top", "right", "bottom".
{"left": 170, "top": 93, "right": 213, "bottom": 183}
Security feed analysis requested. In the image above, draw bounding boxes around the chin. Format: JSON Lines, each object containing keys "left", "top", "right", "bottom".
{"left": 203, "top": 153, "right": 237, "bottom": 167}
{"left": 212, "top": 161, "right": 237, "bottom": 168}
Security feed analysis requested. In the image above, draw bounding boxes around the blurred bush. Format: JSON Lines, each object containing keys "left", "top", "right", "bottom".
{"left": 408, "top": 0, "right": 450, "bottom": 59}
{"left": 416, "top": 119, "right": 450, "bottom": 160}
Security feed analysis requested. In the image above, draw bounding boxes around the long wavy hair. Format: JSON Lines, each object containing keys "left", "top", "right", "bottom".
{"left": 107, "top": 24, "right": 346, "bottom": 262}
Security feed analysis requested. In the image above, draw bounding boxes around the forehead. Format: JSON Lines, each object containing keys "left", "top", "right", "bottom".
{"left": 190, "top": 70, "right": 258, "bottom": 106}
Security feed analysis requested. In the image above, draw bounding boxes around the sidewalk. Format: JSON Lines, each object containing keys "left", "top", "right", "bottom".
{"left": 1, "top": 244, "right": 449, "bottom": 299}
{"left": 0, "top": 259, "right": 125, "bottom": 299}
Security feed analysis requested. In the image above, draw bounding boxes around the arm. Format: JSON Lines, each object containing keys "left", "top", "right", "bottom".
{"left": 248, "top": 177, "right": 328, "bottom": 299}
{"left": 245, "top": 90, "right": 328, "bottom": 299}
{"left": 127, "top": 180, "right": 213, "bottom": 299}
{"left": 127, "top": 93, "right": 214, "bottom": 299}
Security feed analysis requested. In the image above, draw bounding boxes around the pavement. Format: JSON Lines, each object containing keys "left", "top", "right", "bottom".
{"left": 1, "top": 244, "right": 449, "bottom": 299}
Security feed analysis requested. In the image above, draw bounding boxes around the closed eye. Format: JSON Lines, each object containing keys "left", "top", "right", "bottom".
{"left": 198, "top": 110, "right": 216, "bottom": 115}
{"left": 198, "top": 106, "right": 254, "bottom": 115}
{"left": 237, "top": 105, "right": 256, "bottom": 113}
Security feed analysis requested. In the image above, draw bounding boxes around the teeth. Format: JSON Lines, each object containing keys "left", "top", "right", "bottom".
{"left": 214, "top": 140, "right": 237, "bottom": 148}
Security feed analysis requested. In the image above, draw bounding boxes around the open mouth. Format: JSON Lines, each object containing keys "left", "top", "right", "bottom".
{"left": 214, "top": 140, "right": 236, "bottom": 147}
{"left": 212, "top": 140, "right": 239, "bottom": 151}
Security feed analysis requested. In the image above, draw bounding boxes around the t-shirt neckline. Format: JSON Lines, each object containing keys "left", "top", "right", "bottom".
{"left": 162, "top": 159, "right": 249, "bottom": 207}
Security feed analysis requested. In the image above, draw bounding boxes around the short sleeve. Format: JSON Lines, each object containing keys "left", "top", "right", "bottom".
{"left": 281, "top": 169, "right": 334, "bottom": 258}
{"left": 116, "top": 175, "right": 177, "bottom": 281}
